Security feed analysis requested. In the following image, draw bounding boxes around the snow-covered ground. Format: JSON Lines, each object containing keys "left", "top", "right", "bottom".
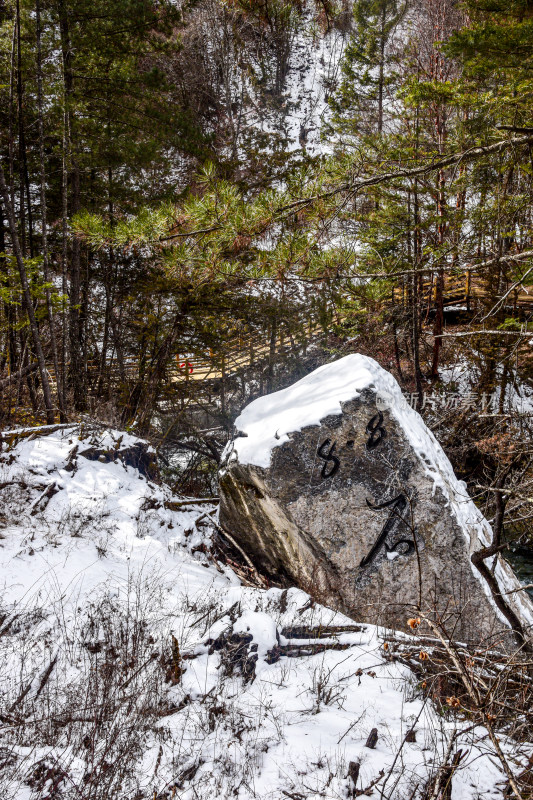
{"left": 439, "top": 358, "right": 533, "bottom": 417}
{"left": 273, "top": 12, "right": 347, "bottom": 157}
{"left": 226, "top": 2, "right": 349, "bottom": 165}
{"left": 0, "top": 425, "right": 530, "bottom": 799}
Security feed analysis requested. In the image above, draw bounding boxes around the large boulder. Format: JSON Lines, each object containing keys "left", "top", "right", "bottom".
{"left": 219, "top": 354, "right": 533, "bottom": 645}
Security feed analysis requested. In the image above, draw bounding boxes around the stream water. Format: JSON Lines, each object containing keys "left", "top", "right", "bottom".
{"left": 506, "top": 547, "right": 533, "bottom": 601}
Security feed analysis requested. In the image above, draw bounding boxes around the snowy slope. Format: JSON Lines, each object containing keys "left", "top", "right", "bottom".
{"left": 0, "top": 424, "right": 530, "bottom": 799}
{"left": 270, "top": 11, "right": 347, "bottom": 156}
{"left": 229, "top": 3, "right": 349, "bottom": 164}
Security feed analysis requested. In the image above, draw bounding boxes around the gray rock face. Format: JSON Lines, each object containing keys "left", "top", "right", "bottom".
{"left": 219, "top": 355, "right": 533, "bottom": 645}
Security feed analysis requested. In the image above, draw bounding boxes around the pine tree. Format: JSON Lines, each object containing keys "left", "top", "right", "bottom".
{"left": 331, "top": 0, "right": 406, "bottom": 137}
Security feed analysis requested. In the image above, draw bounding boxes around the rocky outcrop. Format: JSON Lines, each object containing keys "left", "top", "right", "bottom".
{"left": 219, "top": 355, "right": 533, "bottom": 646}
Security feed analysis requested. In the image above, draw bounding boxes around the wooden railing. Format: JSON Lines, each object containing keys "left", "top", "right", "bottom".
{"left": 394, "top": 270, "right": 533, "bottom": 310}
{"left": 44, "top": 317, "right": 326, "bottom": 392}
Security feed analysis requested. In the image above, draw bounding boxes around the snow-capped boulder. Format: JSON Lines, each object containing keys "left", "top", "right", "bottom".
{"left": 219, "top": 354, "right": 533, "bottom": 645}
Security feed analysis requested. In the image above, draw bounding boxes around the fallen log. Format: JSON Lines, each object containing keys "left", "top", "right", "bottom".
{"left": 0, "top": 363, "right": 39, "bottom": 390}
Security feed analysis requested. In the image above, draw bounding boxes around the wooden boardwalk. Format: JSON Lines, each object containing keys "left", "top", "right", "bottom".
{"left": 41, "top": 268, "right": 533, "bottom": 398}
{"left": 44, "top": 318, "right": 325, "bottom": 393}
{"left": 170, "top": 319, "right": 324, "bottom": 386}
{"left": 395, "top": 270, "right": 533, "bottom": 311}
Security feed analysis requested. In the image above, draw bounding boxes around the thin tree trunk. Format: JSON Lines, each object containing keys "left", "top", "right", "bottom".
{"left": 19, "top": 331, "right": 39, "bottom": 412}
{"left": 0, "top": 202, "right": 8, "bottom": 375}
{"left": 471, "top": 475, "right": 529, "bottom": 651}
{"left": 36, "top": 0, "right": 66, "bottom": 420}
{"left": 392, "top": 318, "right": 403, "bottom": 382}
{"left": 221, "top": 354, "right": 226, "bottom": 417}
{"left": 267, "top": 315, "right": 277, "bottom": 393}
{"left": 61, "top": 121, "right": 68, "bottom": 403}
{"left": 0, "top": 163, "right": 55, "bottom": 423}
{"left": 1, "top": 200, "right": 17, "bottom": 378}
{"left": 378, "top": 7, "right": 385, "bottom": 136}
{"left": 15, "top": 1, "right": 25, "bottom": 257}
{"left": 68, "top": 159, "right": 84, "bottom": 409}
{"left": 16, "top": 0, "right": 34, "bottom": 258}
{"left": 8, "top": 21, "right": 16, "bottom": 212}
{"left": 97, "top": 167, "right": 114, "bottom": 395}
{"left": 410, "top": 91, "right": 424, "bottom": 406}
{"left": 431, "top": 165, "right": 446, "bottom": 379}
{"left": 431, "top": 266, "right": 444, "bottom": 379}
{"left": 110, "top": 309, "right": 126, "bottom": 383}
{"left": 412, "top": 185, "right": 423, "bottom": 405}
{"left": 59, "top": 0, "right": 85, "bottom": 410}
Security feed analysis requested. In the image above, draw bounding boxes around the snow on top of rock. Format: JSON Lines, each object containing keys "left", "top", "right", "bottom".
{"left": 231, "top": 354, "right": 376, "bottom": 468}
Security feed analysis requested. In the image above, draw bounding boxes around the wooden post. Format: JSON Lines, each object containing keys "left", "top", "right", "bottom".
{"left": 267, "top": 317, "right": 276, "bottom": 393}
{"left": 221, "top": 354, "right": 225, "bottom": 414}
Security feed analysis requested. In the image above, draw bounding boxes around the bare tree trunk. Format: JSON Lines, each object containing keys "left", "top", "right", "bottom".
{"left": 412, "top": 186, "right": 424, "bottom": 405}
{"left": 59, "top": 0, "right": 85, "bottom": 410}
{"left": 15, "top": 0, "right": 25, "bottom": 257}
{"left": 0, "top": 163, "right": 55, "bottom": 423}
{"left": 6, "top": 22, "right": 18, "bottom": 378}
{"left": 19, "top": 331, "right": 39, "bottom": 412}
{"left": 110, "top": 310, "right": 126, "bottom": 384}
{"left": 16, "top": 0, "right": 35, "bottom": 259}
{"left": 377, "top": 5, "right": 386, "bottom": 136}
{"left": 0, "top": 201, "right": 9, "bottom": 376}
{"left": 36, "top": 0, "right": 66, "bottom": 420}
{"left": 471, "top": 475, "right": 529, "bottom": 651}
{"left": 431, "top": 161, "right": 446, "bottom": 379}
{"left": 61, "top": 121, "right": 68, "bottom": 403}
{"left": 431, "top": 265, "right": 444, "bottom": 378}
{"left": 8, "top": 21, "right": 16, "bottom": 212}
{"left": 267, "top": 315, "right": 277, "bottom": 393}
{"left": 97, "top": 167, "right": 114, "bottom": 396}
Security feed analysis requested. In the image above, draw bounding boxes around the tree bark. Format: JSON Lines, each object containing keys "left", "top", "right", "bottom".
{"left": 431, "top": 266, "right": 444, "bottom": 378}
{"left": 16, "top": 0, "right": 35, "bottom": 258}
{"left": 267, "top": 315, "right": 277, "bottom": 393}
{"left": 61, "top": 120, "right": 68, "bottom": 403}
{"left": 471, "top": 475, "right": 529, "bottom": 651}
{"left": 59, "top": 0, "right": 85, "bottom": 410}
{"left": 0, "top": 362, "right": 38, "bottom": 391}
{"left": 36, "top": 0, "right": 66, "bottom": 420}
{"left": 377, "top": 5, "right": 385, "bottom": 136}
{"left": 0, "top": 162, "right": 55, "bottom": 423}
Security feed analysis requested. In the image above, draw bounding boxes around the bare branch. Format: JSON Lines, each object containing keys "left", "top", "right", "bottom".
{"left": 277, "top": 135, "right": 533, "bottom": 213}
